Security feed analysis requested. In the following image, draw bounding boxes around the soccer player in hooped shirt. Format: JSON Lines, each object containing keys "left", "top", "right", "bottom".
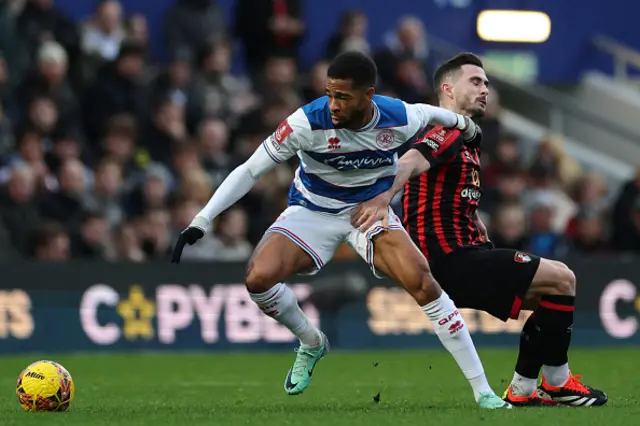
{"left": 352, "top": 53, "right": 608, "bottom": 407}
{"left": 171, "top": 52, "right": 510, "bottom": 409}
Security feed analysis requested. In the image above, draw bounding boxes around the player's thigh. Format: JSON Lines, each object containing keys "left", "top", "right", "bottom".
{"left": 431, "top": 248, "right": 540, "bottom": 321}
{"left": 247, "top": 206, "right": 347, "bottom": 292}
{"left": 245, "top": 232, "right": 316, "bottom": 293}
{"left": 525, "top": 258, "right": 576, "bottom": 298}
{"left": 346, "top": 207, "right": 440, "bottom": 303}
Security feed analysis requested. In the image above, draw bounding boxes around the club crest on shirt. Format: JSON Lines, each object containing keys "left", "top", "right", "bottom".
{"left": 514, "top": 252, "right": 531, "bottom": 263}
{"left": 376, "top": 129, "right": 395, "bottom": 149}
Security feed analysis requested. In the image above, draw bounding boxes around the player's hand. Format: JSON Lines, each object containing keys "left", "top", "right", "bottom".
{"left": 171, "top": 216, "right": 209, "bottom": 264}
{"left": 455, "top": 115, "right": 478, "bottom": 141}
{"left": 351, "top": 193, "right": 392, "bottom": 233}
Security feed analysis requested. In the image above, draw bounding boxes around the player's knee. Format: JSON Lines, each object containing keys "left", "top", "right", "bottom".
{"left": 546, "top": 261, "right": 576, "bottom": 296}
{"left": 245, "top": 262, "right": 282, "bottom": 294}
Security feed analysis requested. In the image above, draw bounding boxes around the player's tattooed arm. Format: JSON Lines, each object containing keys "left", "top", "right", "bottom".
{"left": 351, "top": 150, "right": 429, "bottom": 232}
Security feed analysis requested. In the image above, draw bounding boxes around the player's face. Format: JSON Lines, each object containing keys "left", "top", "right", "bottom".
{"left": 452, "top": 65, "right": 489, "bottom": 118}
{"left": 326, "top": 78, "right": 374, "bottom": 128}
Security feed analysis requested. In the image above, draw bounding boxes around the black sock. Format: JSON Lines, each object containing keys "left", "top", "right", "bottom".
{"left": 535, "top": 295, "right": 574, "bottom": 366}
{"left": 515, "top": 313, "right": 543, "bottom": 379}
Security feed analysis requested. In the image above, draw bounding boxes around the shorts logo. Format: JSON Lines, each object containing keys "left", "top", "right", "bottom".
{"left": 514, "top": 252, "right": 531, "bottom": 263}
{"left": 274, "top": 120, "right": 293, "bottom": 145}
{"left": 376, "top": 129, "right": 395, "bottom": 149}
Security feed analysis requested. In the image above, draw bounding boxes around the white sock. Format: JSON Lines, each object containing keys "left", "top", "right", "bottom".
{"left": 510, "top": 372, "right": 538, "bottom": 396}
{"left": 422, "top": 291, "right": 493, "bottom": 402}
{"left": 542, "top": 363, "right": 570, "bottom": 386}
{"left": 250, "top": 283, "right": 322, "bottom": 347}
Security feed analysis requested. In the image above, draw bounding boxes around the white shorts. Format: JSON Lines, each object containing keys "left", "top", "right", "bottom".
{"left": 266, "top": 205, "right": 406, "bottom": 278}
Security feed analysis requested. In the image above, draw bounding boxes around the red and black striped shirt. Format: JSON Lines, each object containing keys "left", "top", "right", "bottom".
{"left": 402, "top": 126, "right": 483, "bottom": 260}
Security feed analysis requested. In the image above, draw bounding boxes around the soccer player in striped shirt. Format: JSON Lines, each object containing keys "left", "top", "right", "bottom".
{"left": 352, "top": 52, "right": 607, "bottom": 407}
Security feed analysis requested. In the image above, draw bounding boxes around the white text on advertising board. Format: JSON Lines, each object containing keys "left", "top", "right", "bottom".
{"left": 599, "top": 279, "right": 640, "bottom": 339}
{"left": 0, "top": 290, "right": 34, "bottom": 339}
{"left": 367, "top": 287, "right": 531, "bottom": 335}
{"left": 80, "top": 283, "right": 319, "bottom": 345}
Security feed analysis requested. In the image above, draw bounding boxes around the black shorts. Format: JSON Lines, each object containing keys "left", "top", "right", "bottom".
{"left": 429, "top": 244, "right": 541, "bottom": 321}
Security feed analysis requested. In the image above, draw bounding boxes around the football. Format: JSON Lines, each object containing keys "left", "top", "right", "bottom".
{"left": 16, "top": 360, "right": 75, "bottom": 412}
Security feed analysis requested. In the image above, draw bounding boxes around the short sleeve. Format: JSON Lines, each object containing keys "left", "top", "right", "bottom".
{"left": 261, "top": 109, "right": 309, "bottom": 163}
{"left": 412, "top": 127, "right": 462, "bottom": 169}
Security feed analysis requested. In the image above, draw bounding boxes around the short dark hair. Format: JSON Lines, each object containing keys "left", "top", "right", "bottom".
{"left": 327, "top": 51, "right": 377, "bottom": 89}
{"left": 433, "top": 52, "right": 484, "bottom": 95}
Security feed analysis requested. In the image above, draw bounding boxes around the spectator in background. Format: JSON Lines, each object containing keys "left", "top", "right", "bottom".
{"left": 83, "top": 41, "right": 148, "bottom": 143}
{"left": 45, "top": 127, "right": 84, "bottom": 175}
{"left": 138, "top": 207, "right": 171, "bottom": 259}
{"left": 568, "top": 207, "right": 610, "bottom": 254}
{"left": 39, "top": 158, "right": 88, "bottom": 228}
{"left": 525, "top": 193, "right": 569, "bottom": 258}
{"left": 481, "top": 168, "right": 527, "bottom": 215}
{"left": 84, "top": 157, "right": 124, "bottom": 227}
{"left": 149, "top": 47, "right": 195, "bottom": 113}
{"left": 234, "top": 0, "right": 305, "bottom": 80}
{"left": 32, "top": 220, "right": 70, "bottom": 261}
{"left": 0, "top": 55, "right": 12, "bottom": 109}
{"left": 375, "top": 16, "right": 430, "bottom": 91}
{"left": 0, "top": 99, "right": 15, "bottom": 162}
{"left": 80, "top": 0, "right": 124, "bottom": 63}
{"left": 71, "top": 210, "right": 109, "bottom": 259}
{"left": 565, "top": 171, "right": 608, "bottom": 238}
{"left": 25, "top": 95, "right": 59, "bottom": 138}
{"left": 325, "top": 10, "right": 369, "bottom": 59}
{"left": 612, "top": 167, "right": 640, "bottom": 251}
{"left": 198, "top": 117, "right": 234, "bottom": 188}
{"left": 483, "top": 135, "right": 520, "bottom": 187}
{"left": 98, "top": 113, "right": 146, "bottom": 187}
{"left": 17, "top": 0, "right": 80, "bottom": 81}
{"left": 190, "top": 41, "right": 256, "bottom": 127}
{"left": 523, "top": 144, "right": 577, "bottom": 233}
{"left": 209, "top": 207, "right": 252, "bottom": 261}
{"left": 0, "top": 164, "right": 41, "bottom": 256}
{"left": 175, "top": 166, "right": 212, "bottom": 206}
{"left": 489, "top": 202, "right": 528, "bottom": 251}
{"left": 390, "top": 54, "right": 434, "bottom": 104}
{"left": 124, "top": 13, "right": 149, "bottom": 49}
{"left": 171, "top": 143, "right": 201, "bottom": 180}
{"left": 124, "top": 163, "right": 172, "bottom": 219}
{"left": 108, "top": 221, "right": 145, "bottom": 261}
{"left": 302, "top": 60, "right": 328, "bottom": 104}
{"left": 140, "top": 98, "right": 186, "bottom": 165}
{"left": 0, "top": 128, "right": 55, "bottom": 192}
{"left": 16, "top": 41, "right": 79, "bottom": 129}
{"left": 163, "top": 0, "right": 226, "bottom": 61}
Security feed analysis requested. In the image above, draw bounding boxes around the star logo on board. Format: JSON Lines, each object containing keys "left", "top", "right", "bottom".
{"left": 117, "top": 285, "right": 155, "bottom": 341}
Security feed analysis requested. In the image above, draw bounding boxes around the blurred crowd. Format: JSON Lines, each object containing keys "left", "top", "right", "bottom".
{"left": 0, "top": 0, "right": 638, "bottom": 262}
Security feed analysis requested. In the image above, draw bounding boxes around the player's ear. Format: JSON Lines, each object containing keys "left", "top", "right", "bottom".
{"left": 364, "top": 86, "right": 375, "bottom": 101}
{"left": 441, "top": 82, "right": 454, "bottom": 100}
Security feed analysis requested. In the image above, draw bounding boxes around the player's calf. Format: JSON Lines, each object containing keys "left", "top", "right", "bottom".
{"left": 371, "top": 231, "right": 508, "bottom": 407}
{"left": 509, "top": 258, "right": 607, "bottom": 406}
{"left": 245, "top": 232, "right": 327, "bottom": 395}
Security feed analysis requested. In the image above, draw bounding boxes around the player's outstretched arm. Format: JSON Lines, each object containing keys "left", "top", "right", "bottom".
{"left": 405, "top": 103, "right": 477, "bottom": 141}
{"left": 171, "top": 113, "right": 307, "bottom": 263}
{"left": 351, "top": 149, "right": 429, "bottom": 232}
{"left": 170, "top": 146, "right": 277, "bottom": 263}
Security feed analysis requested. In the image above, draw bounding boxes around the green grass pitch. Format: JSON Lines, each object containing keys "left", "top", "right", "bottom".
{"left": 0, "top": 348, "right": 638, "bottom": 425}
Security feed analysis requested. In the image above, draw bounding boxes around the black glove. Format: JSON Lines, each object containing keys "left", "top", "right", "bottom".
{"left": 171, "top": 226, "right": 205, "bottom": 264}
